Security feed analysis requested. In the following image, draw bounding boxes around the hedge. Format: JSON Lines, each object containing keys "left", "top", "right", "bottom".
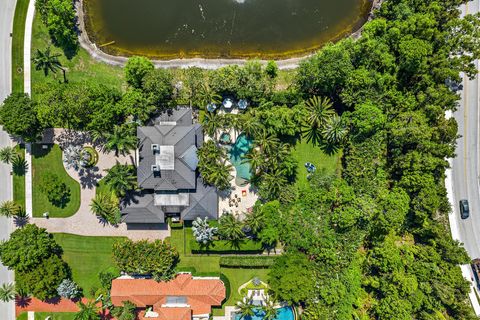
{"left": 190, "top": 239, "right": 263, "bottom": 254}
{"left": 219, "top": 256, "right": 277, "bottom": 268}
{"left": 168, "top": 218, "right": 183, "bottom": 229}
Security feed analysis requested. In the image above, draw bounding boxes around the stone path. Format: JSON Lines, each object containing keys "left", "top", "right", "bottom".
{"left": 31, "top": 129, "right": 169, "bottom": 240}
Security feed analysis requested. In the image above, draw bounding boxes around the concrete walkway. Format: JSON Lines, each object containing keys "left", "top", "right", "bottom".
{"left": 31, "top": 129, "right": 169, "bottom": 240}
{"left": 23, "top": 0, "right": 35, "bottom": 217}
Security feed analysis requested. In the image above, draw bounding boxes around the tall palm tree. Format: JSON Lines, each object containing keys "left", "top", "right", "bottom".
{"left": 244, "top": 209, "right": 264, "bottom": 235}
{"left": 0, "top": 201, "right": 20, "bottom": 218}
{"left": 236, "top": 294, "right": 255, "bottom": 319}
{"left": 32, "top": 47, "right": 67, "bottom": 83}
{"left": 0, "top": 147, "right": 17, "bottom": 164}
{"left": 322, "top": 114, "right": 348, "bottom": 145}
{"left": 103, "top": 124, "right": 137, "bottom": 156}
{"left": 255, "top": 130, "right": 280, "bottom": 156}
{"left": 0, "top": 283, "right": 16, "bottom": 302}
{"left": 261, "top": 169, "right": 288, "bottom": 200}
{"left": 104, "top": 163, "right": 137, "bottom": 197}
{"left": 261, "top": 295, "right": 278, "bottom": 320}
{"left": 303, "top": 96, "right": 335, "bottom": 146}
{"left": 202, "top": 111, "right": 224, "bottom": 139}
{"left": 219, "top": 214, "right": 244, "bottom": 242}
{"left": 198, "top": 83, "right": 221, "bottom": 108}
{"left": 74, "top": 300, "right": 100, "bottom": 320}
{"left": 243, "top": 148, "right": 264, "bottom": 176}
{"left": 239, "top": 114, "right": 262, "bottom": 139}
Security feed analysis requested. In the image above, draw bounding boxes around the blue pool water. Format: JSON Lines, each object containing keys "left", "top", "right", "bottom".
{"left": 228, "top": 134, "right": 253, "bottom": 181}
{"left": 233, "top": 306, "right": 295, "bottom": 320}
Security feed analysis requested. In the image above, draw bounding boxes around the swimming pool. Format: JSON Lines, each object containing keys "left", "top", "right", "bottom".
{"left": 227, "top": 134, "right": 253, "bottom": 181}
{"left": 233, "top": 306, "right": 295, "bottom": 320}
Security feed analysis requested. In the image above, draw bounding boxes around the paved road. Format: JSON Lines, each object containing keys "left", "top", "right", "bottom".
{"left": 452, "top": 0, "right": 480, "bottom": 260}
{"left": 0, "top": 0, "right": 18, "bottom": 319}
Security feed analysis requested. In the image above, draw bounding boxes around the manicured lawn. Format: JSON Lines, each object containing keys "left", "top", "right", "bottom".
{"left": 32, "top": 144, "right": 80, "bottom": 218}
{"left": 13, "top": 145, "right": 26, "bottom": 208}
{"left": 291, "top": 139, "right": 341, "bottom": 189}
{"left": 17, "top": 312, "right": 76, "bottom": 320}
{"left": 30, "top": 14, "right": 125, "bottom": 96}
{"left": 170, "top": 227, "right": 270, "bottom": 316}
{"left": 53, "top": 233, "right": 124, "bottom": 297}
{"left": 11, "top": 0, "right": 29, "bottom": 93}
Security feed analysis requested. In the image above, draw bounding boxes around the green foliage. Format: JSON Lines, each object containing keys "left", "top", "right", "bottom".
{"left": 265, "top": 60, "right": 278, "bottom": 79}
{"left": 40, "top": 172, "right": 71, "bottom": 207}
{"left": 124, "top": 56, "right": 154, "bottom": 88}
{"left": 0, "top": 93, "right": 41, "bottom": 141}
{"left": 0, "top": 224, "right": 62, "bottom": 272}
{"left": 35, "top": 0, "right": 78, "bottom": 57}
{"left": 218, "top": 214, "right": 244, "bottom": 241}
{"left": 90, "top": 192, "right": 121, "bottom": 226}
{"left": 219, "top": 256, "right": 276, "bottom": 268}
{"left": 268, "top": 251, "right": 317, "bottom": 305}
{"left": 112, "top": 239, "right": 179, "bottom": 281}
{"left": 197, "top": 140, "right": 233, "bottom": 191}
{"left": 190, "top": 239, "right": 263, "bottom": 254}
{"left": 0, "top": 200, "right": 21, "bottom": 218}
{"left": 142, "top": 68, "right": 174, "bottom": 108}
{"left": 74, "top": 300, "right": 100, "bottom": 320}
{"left": 0, "top": 283, "right": 16, "bottom": 302}
{"left": 103, "top": 163, "right": 137, "bottom": 197}
{"left": 16, "top": 255, "right": 70, "bottom": 301}
{"left": 112, "top": 301, "right": 136, "bottom": 320}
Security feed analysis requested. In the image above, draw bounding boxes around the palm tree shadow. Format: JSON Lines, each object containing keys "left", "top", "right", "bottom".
{"left": 14, "top": 215, "right": 29, "bottom": 228}
{"left": 12, "top": 157, "right": 28, "bottom": 176}
{"left": 15, "top": 295, "right": 32, "bottom": 308}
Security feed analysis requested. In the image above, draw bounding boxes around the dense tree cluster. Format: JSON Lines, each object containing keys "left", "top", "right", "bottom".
{"left": 0, "top": 224, "right": 71, "bottom": 300}
{"left": 112, "top": 239, "right": 179, "bottom": 281}
{"left": 263, "top": 0, "right": 480, "bottom": 318}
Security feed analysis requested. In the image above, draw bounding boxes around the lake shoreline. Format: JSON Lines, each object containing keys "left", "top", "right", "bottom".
{"left": 77, "top": 0, "right": 381, "bottom": 70}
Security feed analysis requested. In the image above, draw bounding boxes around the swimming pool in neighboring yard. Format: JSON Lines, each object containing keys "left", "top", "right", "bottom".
{"left": 227, "top": 134, "right": 253, "bottom": 181}
{"left": 233, "top": 306, "right": 295, "bottom": 320}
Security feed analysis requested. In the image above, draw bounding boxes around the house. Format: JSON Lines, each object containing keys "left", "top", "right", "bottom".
{"left": 122, "top": 108, "right": 218, "bottom": 224}
{"left": 110, "top": 273, "right": 226, "bottom": 320}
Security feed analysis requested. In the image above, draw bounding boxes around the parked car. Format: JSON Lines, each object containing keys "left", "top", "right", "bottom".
{"left": 460, "top": 199, "right": 470, "bottom": 219}
{"left": 472, "top": 259, "right": 480, "bottom": 287}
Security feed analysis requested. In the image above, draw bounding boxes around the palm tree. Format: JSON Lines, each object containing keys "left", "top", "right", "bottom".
{"left": 303, "top": 96, "right": 335, "bottom": 146}
{"left": 0, "top": 147, "right": 17, "bottom": 164}
{"left": 202, "top": 111, "right": 224, "bottom": 139}
{"left": 103, "top": 124, "right": 137, "bottom": 156}
{"left": 236, "top": 294, "right": 255, "bottom": 319}
{"left": 239, "top": 114, "right": 263, "bottom": 139}
{"left": 243, "top": 148, "right": 264, "bottom": 176}
{"left": 261, "top": 295, "right": 278, "bottom": 320}
{"left": 255, "top": 130, "right": 280, "bottom": 156}
{"left": 261, "top": 169, "right": 288, "bottom": 200}
{"left": 104, "top": 163, "right": 137, "bottom": 197}
{"left": 32, "top": 47, "right": 67, "bottom": 83}
{"left": 244, "top": 209, "right": 264, "bottom": 235}
{"left": 0, "top": 283, "right": 16, "bottom": 302}
{"left": 219, "top": 214, "right": 244, "bottom": 242}
{"left": 0, "top": 201, "right": 20, "bottom": 218}
{"left": 90, "top": 193, "right": 121, "bottom": 225}
{"left": 198, "top": 83, "right": 221, "bottom": 108}
{"left": 74, "top": 300, "right": 100, "bottom": 320}
{"left": 322, "top": 114, "right": 348, "bottom": 146}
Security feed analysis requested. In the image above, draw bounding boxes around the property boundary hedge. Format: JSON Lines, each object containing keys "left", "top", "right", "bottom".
{"left": 219, "top": 256, "right": 277, "bottom": 268}
{"left": 190, "top": 239, "right": 263, "bottom": 254}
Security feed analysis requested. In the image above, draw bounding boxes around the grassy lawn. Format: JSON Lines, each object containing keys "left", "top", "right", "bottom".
{"left": 54, "top": 233, "right": 124, "bottom": 297}
{"left": 17, "top": 312, "right": 76, "bottom": 320}
{"left": 13, "top": 145, "right": 26, "bottom": 208}
{"left": 32, "top": 144, "right": 80, "bottom": 218}
{"left": 170, "top": 227, "right": 270, "bottom": 316}
{"left": 11, "top": 0, "right": 30, "bottom": 93}
{"left": 291, "top": 139, "right": 341, "bottom": 189}
{"left": 30, "top": 13, "right": 125, "bottom": 96}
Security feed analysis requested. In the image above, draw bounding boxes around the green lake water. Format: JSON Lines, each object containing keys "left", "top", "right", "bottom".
{"left": 84, "top": 0, "right": 371, "bottom": 59}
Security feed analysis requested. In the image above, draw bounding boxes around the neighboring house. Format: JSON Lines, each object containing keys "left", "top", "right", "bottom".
{"left": 122, "top": 108, "right": 218, "bottom": 224}
{"left": 111, "top": 273, "right": 226, "bottom": 320}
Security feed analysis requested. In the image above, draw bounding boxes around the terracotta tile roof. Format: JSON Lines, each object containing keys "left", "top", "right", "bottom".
{"left": 157, "top": 307, "right": 191, "bottom": 320}
{"left": 111, "top": 273, "right": 226, "bottom": 318}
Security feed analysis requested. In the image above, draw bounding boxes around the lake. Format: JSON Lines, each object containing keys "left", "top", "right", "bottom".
{"left": 83, "top": 0, "right": 371, "bottom": 59}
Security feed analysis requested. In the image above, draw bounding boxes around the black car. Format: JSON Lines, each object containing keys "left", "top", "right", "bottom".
{"left": 460, "top": 199, "right": 470, "bottom": 219}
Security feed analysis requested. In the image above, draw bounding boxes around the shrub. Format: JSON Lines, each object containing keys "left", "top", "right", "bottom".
{"left": 98, "top": 269, "right": 118, "bottom": 290}
{"left": 192, "top": 217, "right": 217, "bottom": 244}
{"left": 219, "top": 256, "right": 276, "bottom": 268}
{"left": 40, "top": 172, "right": 70, "bottom": 207}
{"left": 113, "top": 239, "right": 179, "bottom": 281}
{"left": 57, "top": 279, "right": 80, "bottom": 299}
{"left": 190, "top": 239, "right": 263, "bottom": 254}
{"left": 125, "top": 56, "right": 154, "bottom": 88}
{"left": 168, "top": 218, "right": 183, "bottom": 229}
